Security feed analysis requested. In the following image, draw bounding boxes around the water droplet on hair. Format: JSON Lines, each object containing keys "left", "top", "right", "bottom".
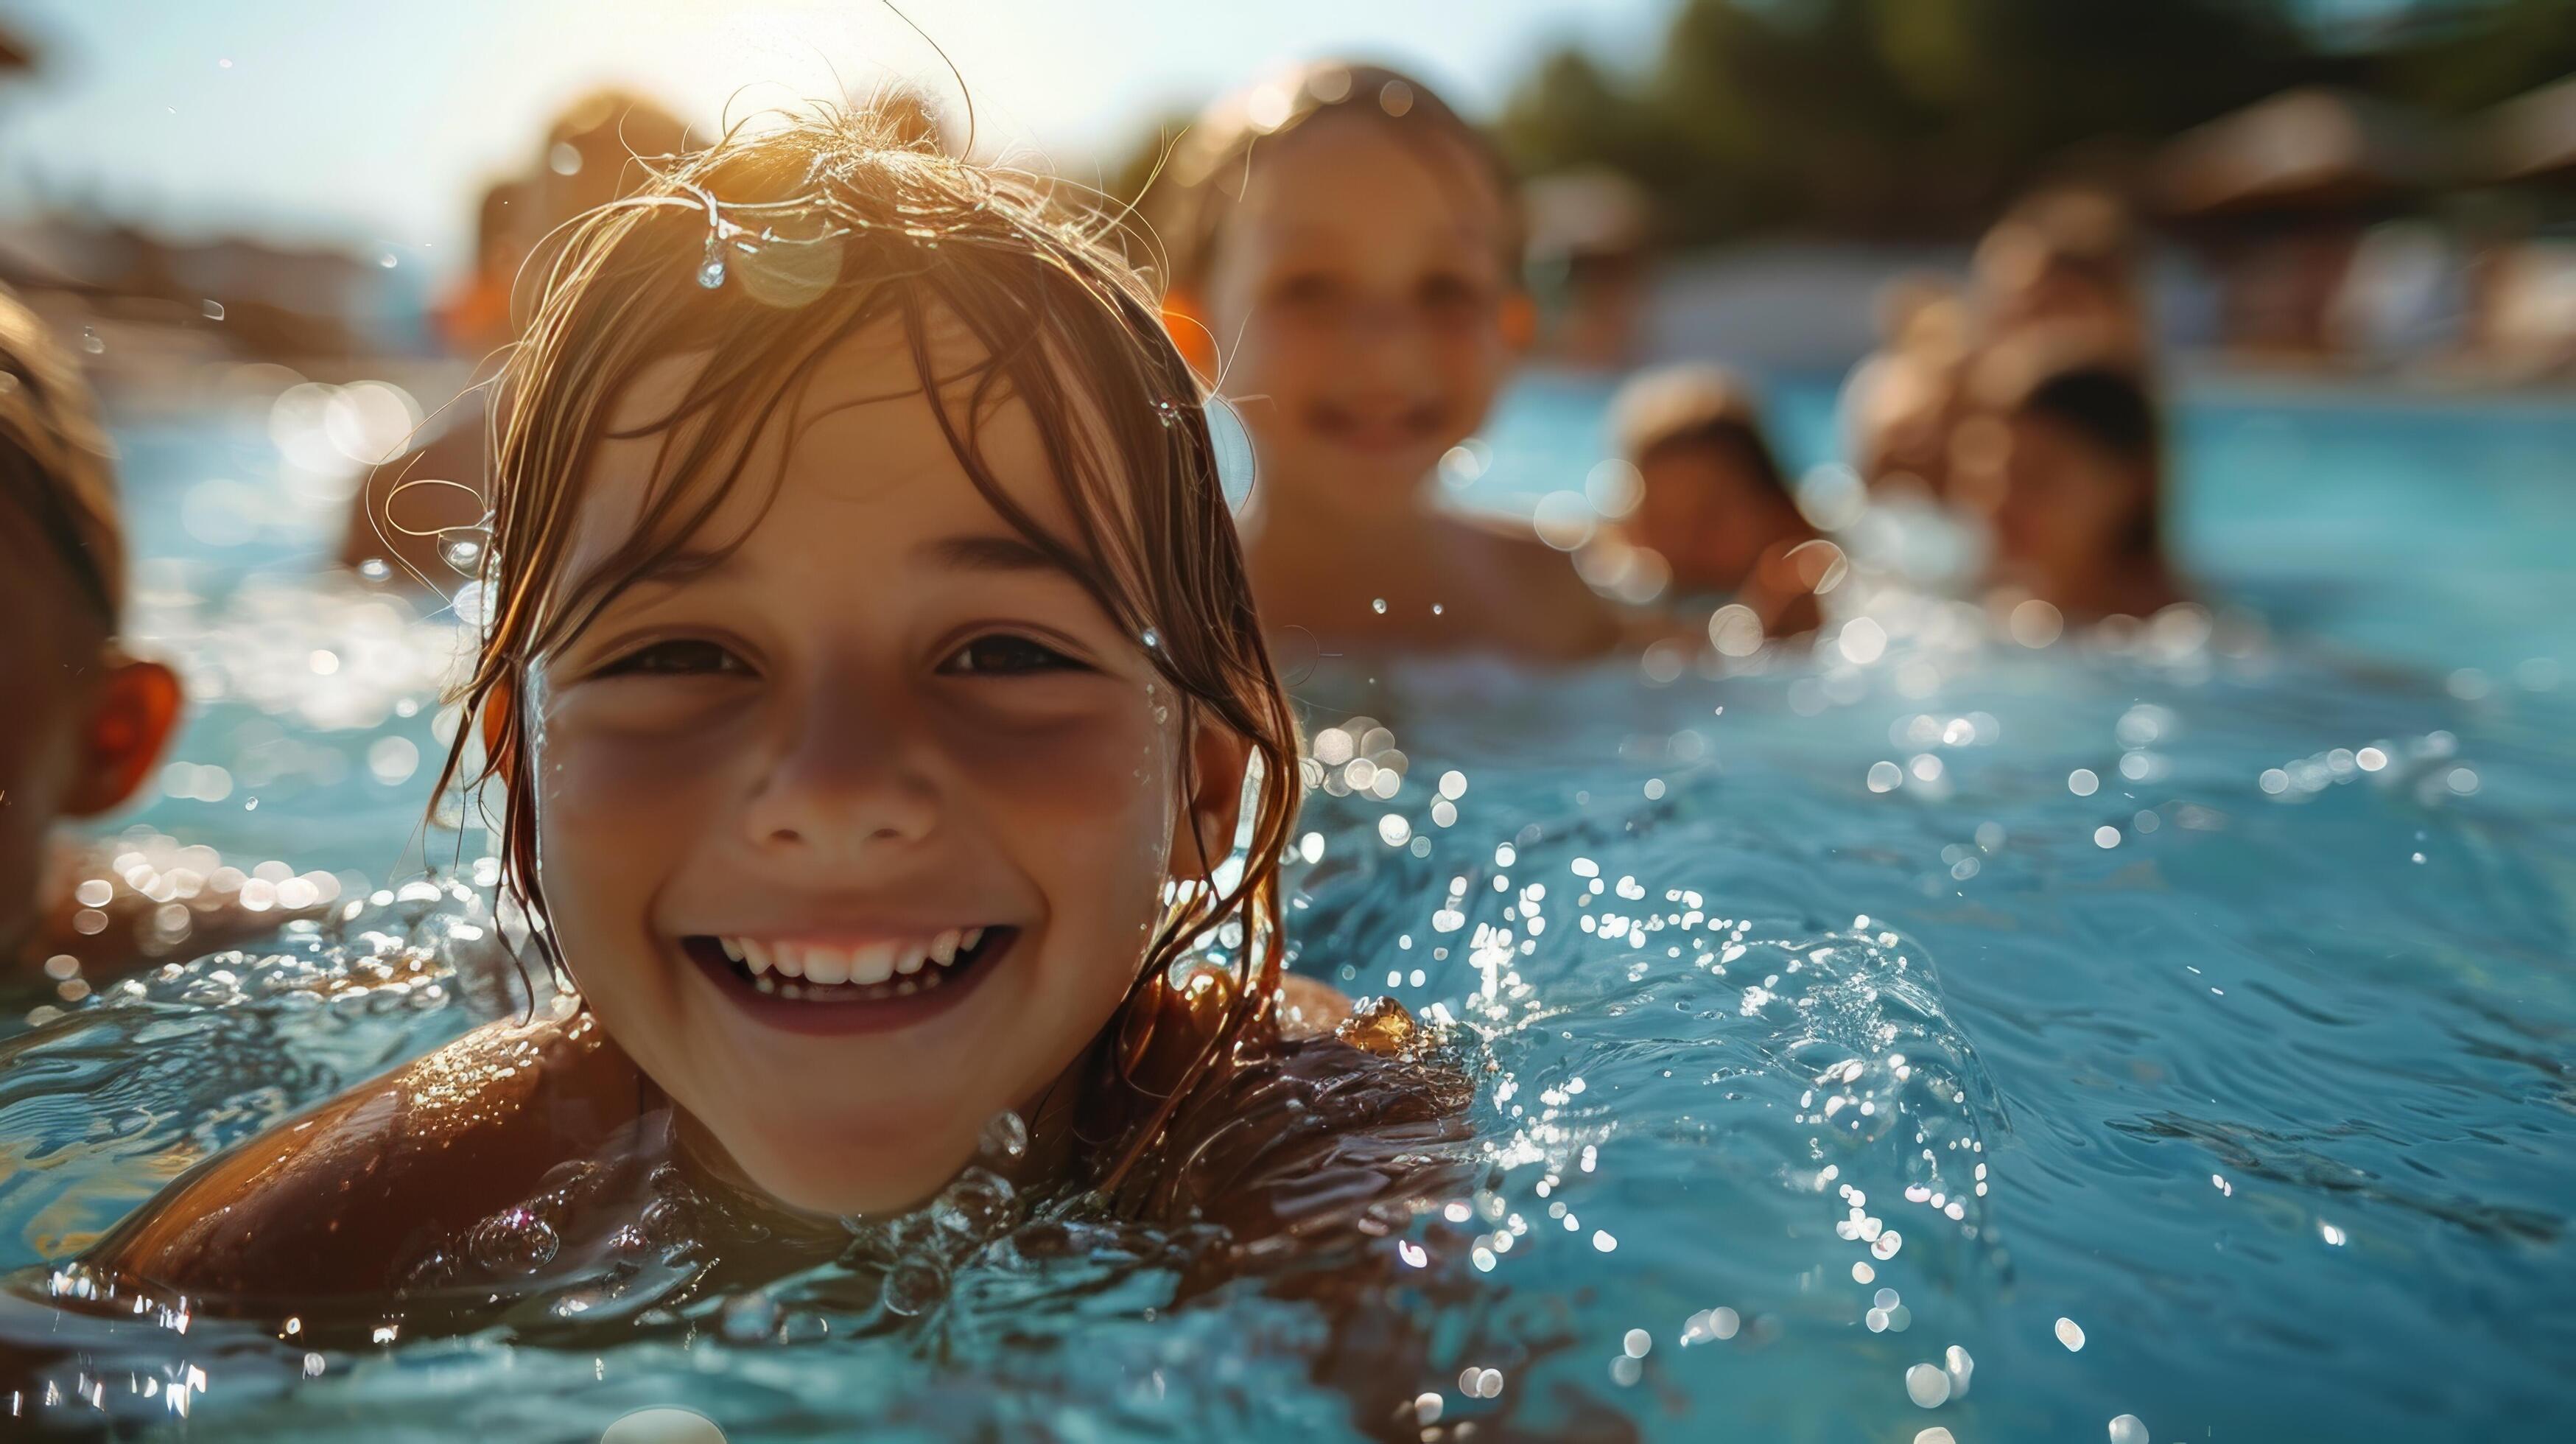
{"left": 1372, "top": 597, "right": 1389, "bottom": 614}
{"left": 1140, "top": 628, "right": 1161, "bottom": 650}
{"left": 697, "top": 233, "right": 728, "bottom": 290}
{"left": 79, "top": 326, "right": 105, "bottom": 355}
{"left": 1153, "top": 398, "right": 1178, "bottom": 428}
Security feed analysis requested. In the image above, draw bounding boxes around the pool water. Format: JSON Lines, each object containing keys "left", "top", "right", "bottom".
{"left": 3, "top": 374, "right": 2572, "bottom": 1440}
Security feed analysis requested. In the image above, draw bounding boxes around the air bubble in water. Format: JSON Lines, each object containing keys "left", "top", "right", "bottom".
{"left": 978, "top": 1109, "right": 1028, "bottom": 1160}
{"left": 2108, "top": 1415, "right": 2148, "bottom": 1444}
{"left": 466, "top": 1206, "right": 560, "bottom": 1275}
{"left": 882, "top": 1258, "right": 944, "bottom": 1317}
{"left": 930, "top": 1166, "right": 1016, "bottom": 1240}
{"left": 1904, "top": 1361, "right": 1951, "bottom": 1408}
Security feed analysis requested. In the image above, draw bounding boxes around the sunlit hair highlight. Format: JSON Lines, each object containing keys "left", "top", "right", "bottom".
{"left": 427, "top": 99, "right": 1301, "bottom": 1198}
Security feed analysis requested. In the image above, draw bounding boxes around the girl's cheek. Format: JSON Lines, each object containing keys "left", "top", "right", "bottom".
{"left": 944, "top": 707, "right": 1172, "bottom": 839}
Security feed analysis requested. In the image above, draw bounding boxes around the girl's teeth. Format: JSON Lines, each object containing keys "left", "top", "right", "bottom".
{"left": 850, "top": 942, "right": 897, "bottom": 985}
{"left": 802, "top": 944, "right": 851, "bottom": 986}
{"left": 722, "top": 929, "right": 997, "bottom": 995}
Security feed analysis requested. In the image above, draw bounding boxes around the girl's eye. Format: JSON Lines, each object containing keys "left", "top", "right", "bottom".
{"left": 594, "top": 638, "right": 751, "bottom": 679}
{"left": 942, "top": 634, "right": 1083, "bottom": 676}
{"left": 1274, "top": 273, "right": 1344, "bottom": 311}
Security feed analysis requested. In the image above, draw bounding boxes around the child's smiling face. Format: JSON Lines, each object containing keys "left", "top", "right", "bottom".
{"left": 1200, "top": 112, "right": 1516, "bottom": 514}
{"left": 529, "top": 315, "right": 1229, "bottom": 1218}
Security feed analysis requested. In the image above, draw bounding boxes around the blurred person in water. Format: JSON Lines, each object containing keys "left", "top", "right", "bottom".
{"left": 48, "top": 107, "right": 1473, "bottom": 1375}
{"left": 343, "top": 91, "right": 694, "bottom": 589}
{"left": 1607, "top": 364, "right": 1829, "bottom": 639}
{"left": 1972, "top": 184, "right": 2151, "bottom": 358}
{"left": 1954, "top": 336, "right": 2185, "bottom": 623}
{"left": 1842, "top": 273, "right": 1973, "bottom": 500}
{"left": 1153, "top": 62, "right": 1620, "bottom": 662}
{"left": 0, "top": 287, "right": 183, "bottom": 985}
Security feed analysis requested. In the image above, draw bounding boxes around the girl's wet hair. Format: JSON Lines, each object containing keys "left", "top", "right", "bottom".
{"left": 1150, "top": 60, "right": 1520, "bottom": 295}
{"left": 428, "top": 99, "right": 1301, "bottom": 1194}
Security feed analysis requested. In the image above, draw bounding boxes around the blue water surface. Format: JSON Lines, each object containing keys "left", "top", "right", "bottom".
{"left": 3, "top": 371, "right": 2572, "bottom": 1441}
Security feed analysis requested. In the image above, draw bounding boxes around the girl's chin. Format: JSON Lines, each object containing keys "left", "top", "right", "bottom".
{"left": 681, "top": 1100, "right": 989, "bottom": 1220}
{"left": 734, "top": 1142, "right": 976, "bottom": 1221}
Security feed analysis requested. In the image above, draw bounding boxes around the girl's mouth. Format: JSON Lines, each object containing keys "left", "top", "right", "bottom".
{"left": 679, "top": 926, "right": 1018, "bottom": 1034}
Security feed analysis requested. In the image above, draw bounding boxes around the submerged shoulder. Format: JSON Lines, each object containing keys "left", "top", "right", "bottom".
{"left": 1158, "top": 994, "right": 1476, "bottom": 1244}
{"left": 1444, "top": 512, "right": 1622, "bottom": 658}
{"left": 83, "top": 1011, "right": 638, "bottom": 1304}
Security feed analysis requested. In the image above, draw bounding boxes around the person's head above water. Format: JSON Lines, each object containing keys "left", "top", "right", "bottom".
{"left": 435, "top": 101, "right": 1300, "bottom": 1218}
{"left": 1153, "top": 62, "right": 1526, "bottom": 516}
{"left": 0, "top": 288, "right": 181, "bottom": 964}
{"left": 1963, "top": 343, "right": 2178, "bottom": 619}
{"left": 1610, "top": 364, "right": 1810, "bottom": 597}
{"left": 1972, "top": 185, "right": 2146, "bottom": 352}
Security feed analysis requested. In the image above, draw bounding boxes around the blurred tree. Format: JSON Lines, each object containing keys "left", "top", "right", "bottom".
{"left": 1496, "top": 0, "right": 2561, "bottom": 245}
{"left": 1091, "top": 0, "right": 2576, "bottom": 256}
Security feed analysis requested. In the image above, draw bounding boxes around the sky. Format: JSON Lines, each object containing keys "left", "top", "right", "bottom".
{"left": 0, "top": 0, "right": 1671, "bottom": 279}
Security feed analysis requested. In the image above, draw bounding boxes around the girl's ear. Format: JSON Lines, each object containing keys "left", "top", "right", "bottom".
{"left": 63, "top": 656, "right": 183, "bottom": 816}
{"left": 1161, "top": 289, "right": 1220, "bottom": 385}
{"left": 1173, "top": 714, "right": 1252, "bottom": 883}
{"left": 1501, "top": 290, "right": 1538, "bottom": 354}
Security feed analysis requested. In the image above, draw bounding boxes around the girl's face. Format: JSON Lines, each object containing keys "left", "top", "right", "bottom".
{"left": 529, "top": 318, "right": 1227, "bottom": 1217}
{"left": 1200, "top": 113, "right": 1515, "bottom": 514}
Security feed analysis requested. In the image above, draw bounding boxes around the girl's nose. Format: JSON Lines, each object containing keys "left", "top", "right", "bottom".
{"left": 739, "top": 679, "right": 940, "bottom": 864}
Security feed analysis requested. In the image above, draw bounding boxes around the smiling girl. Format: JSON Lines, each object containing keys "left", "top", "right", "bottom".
{"left": 56, "top": 104, "right": 1460, "bottom": 1325}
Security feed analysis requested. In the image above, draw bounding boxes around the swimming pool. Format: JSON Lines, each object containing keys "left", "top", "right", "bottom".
{"left": 4, "top": 372, "right": 2571, "bottom": 1440}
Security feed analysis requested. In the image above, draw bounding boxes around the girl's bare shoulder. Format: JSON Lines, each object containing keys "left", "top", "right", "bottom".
{"left": 83, "top": 1011, "right": 639, "bottom": 1303}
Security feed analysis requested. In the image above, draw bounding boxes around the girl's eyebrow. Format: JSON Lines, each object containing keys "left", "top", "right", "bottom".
{"left": 924, "top": 533, "right": 1066, "bottom": 574}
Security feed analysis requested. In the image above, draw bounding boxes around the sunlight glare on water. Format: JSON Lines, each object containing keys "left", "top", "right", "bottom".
{"left": 0, "top": 378, "right": 2571, "bottom": 1439}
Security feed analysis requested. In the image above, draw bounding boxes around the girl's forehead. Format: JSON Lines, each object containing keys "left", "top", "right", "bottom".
{"left": 564, "top": 315, "right": 1090, "bottom": 573}
{"left": 1236, "top": 115, "right": 1506, "bottom": 244}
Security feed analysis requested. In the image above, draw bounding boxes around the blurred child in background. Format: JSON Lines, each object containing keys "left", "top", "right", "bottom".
{"left": 1972, "top": 185, "right": 2151, "bottom": 358}
{"left": 1842, "top": 274, "right": 1971, "bottom": 500}
{"left": 1155, "top": 62, "right": 1619, "bottom": 662}
{"left": 343, "top": 91, "right": 692, "bottom": 590}
{"left": 1610, "top": 364, "right": 1827, "bottom": 638}
{"left": 1957, "top": 339, "right": 2184, "bottom": 623}
{"left": 1, "top": 287, "right": 183, "bottom": 984}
